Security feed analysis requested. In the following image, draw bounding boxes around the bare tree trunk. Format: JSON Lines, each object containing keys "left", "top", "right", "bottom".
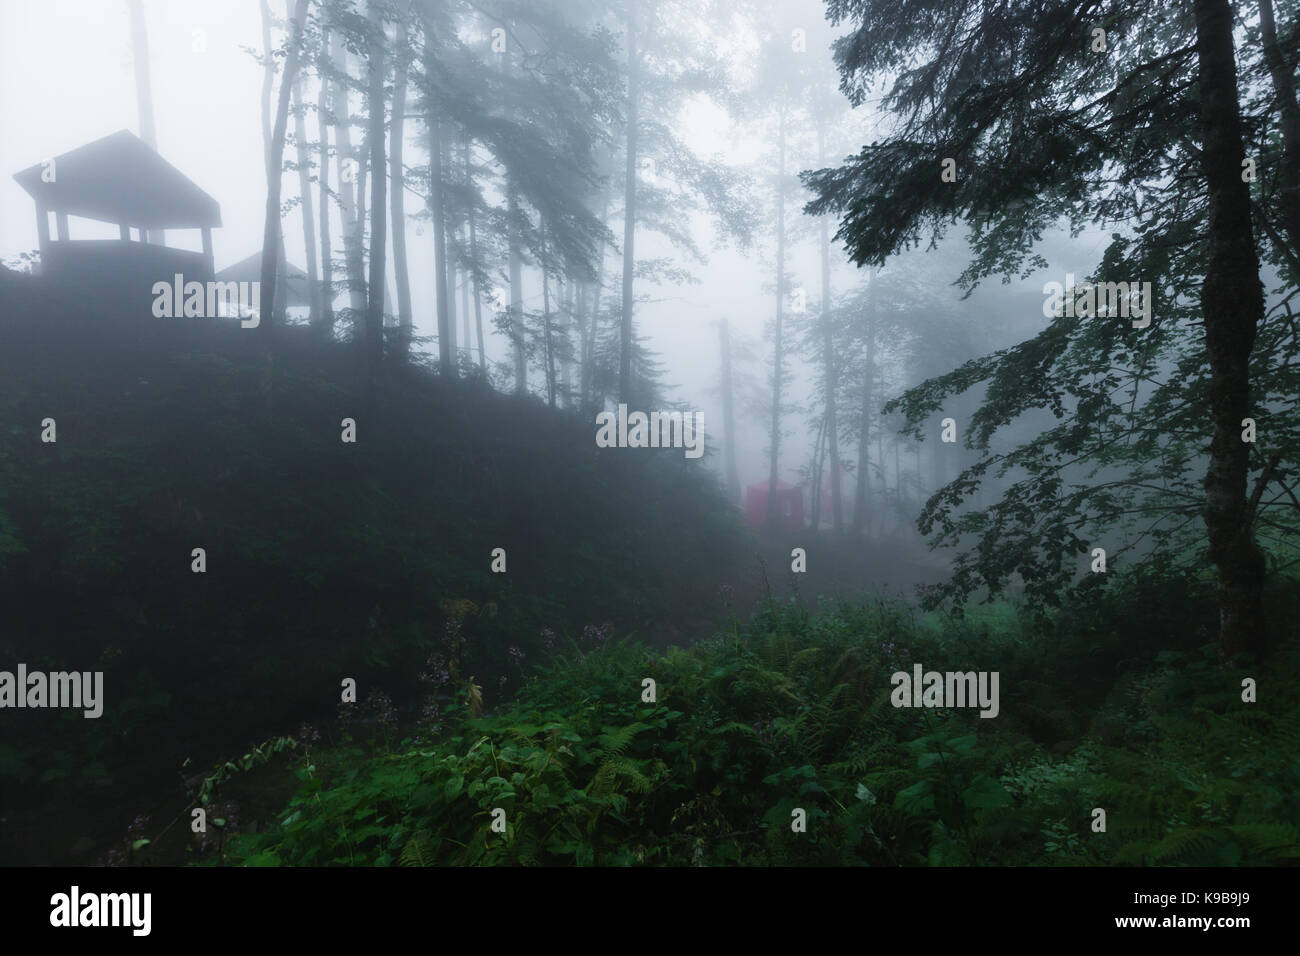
{"left": 574, "top": 281, "right": 591, "bottom": 407}
{"left": 508, "top": 187, "right": 526, "bottom": 393}
{"left": 817, "top": 118, "right": 842, "bottom": 535}
{"left": 893, "top": 436, "right": 901, "bottom": 528}
{"left": 719, "top": 318, "right": 739, "bottom": 505}
{"left": 559, "top": 278, "right": 574, "bottom": 406}
{"left": 809, "top": 413, "right": 827, "bottom": 529}
{"left": 316, "top": 26, "right": 336, "bottom": 339}
{"left": 582, "top": 189, "right": 612, "bottom": 414}
{"left": 259, "top": 0, "right": 309, "bottom": 343}
{"left": 874, "top": 429, "right": 884, "bottom": 537}
{"left": 443, "top": 137, "right": 458, "bottom": 361}
{"left": 853, "top": 274, "right": 875, "bottom": 536}
{"left": 259, "top": 0, "right": 288, "bottom": 324}
{"left": 465, "top": 141, "right": 486, "bottom": 372}
{"left": 390, "top": 22, "right": 413, "bottom": 360}
{"left": 543, "top": 267, "right": 556, "bottom": 407}
{"left": 429, "top": 117, "right": 453, "bottom": 377}
{"left": 332, "top": 32, "right": 365, "bottom": 321}
{"left": 619, "top": 0, "right": 639, "bottom": 405}
{"left": 460, "top": 227, "right": 471, "bottom": 361}
{"left": 365, "top": 1, "right": 387, "bottom": 380}
{"left": 765, "top": 103, "right": 787, "bottom": 531}
{"left": 1194, "top": 0, "right": 1268, "bottom": 656}
{"left": 354, "top": 123, "right": 369, "bottom": 317}
{"left": 930, "top": 431, "right": 943, "bottom": 499}
{"left": 293, "top": 75, "right": 320, "bottom": 326}
{"left": 260, "top": 0, "right": 274, "bottom": 155}
{"left": 913, "top": 442, "right": 922, "bottom": 506}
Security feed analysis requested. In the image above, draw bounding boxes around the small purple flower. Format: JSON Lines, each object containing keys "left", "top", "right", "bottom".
{"left": 198, "top": 801, "right": 239, "bottom": 854}
{"left": 582, "top": 623, "right": 613, "bottom": 648}
{"left": 419, "top": 653, "right": 453, "bottom": 690}
{"left": 103, "top": 813, "right": 151, "bottom": 867}
{"left": 365, "top": 690, "right": 398, "bottom": 733}
{"left": 415, "top": 696, "right": 445, "bottom": 742}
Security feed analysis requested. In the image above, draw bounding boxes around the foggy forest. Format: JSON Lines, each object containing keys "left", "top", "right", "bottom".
{"left": 0, "top": 0, "right": 1298, "bottom": 877}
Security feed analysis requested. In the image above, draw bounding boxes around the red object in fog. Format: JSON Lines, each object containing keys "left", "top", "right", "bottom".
{"left": 745, "top": 479, "right": 804, "bottom": 532}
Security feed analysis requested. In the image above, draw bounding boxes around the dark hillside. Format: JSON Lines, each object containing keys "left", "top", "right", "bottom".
{"left": 0, "top": 267, "right": 746, "bottom": 863}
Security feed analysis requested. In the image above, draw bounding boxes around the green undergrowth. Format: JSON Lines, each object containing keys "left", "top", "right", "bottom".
{"left": 225, "top": 584, "right": 1300, "bottom": 866}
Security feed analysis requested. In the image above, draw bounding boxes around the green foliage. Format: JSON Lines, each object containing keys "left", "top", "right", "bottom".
{"left": 229, "top": 587, "right": 1300, "bottom": 866}
{"left": 193, "top": 736, "right": 299, "bottom": 807}
{"left": 807, "top": 0, "right": 1300, "bottom": 646}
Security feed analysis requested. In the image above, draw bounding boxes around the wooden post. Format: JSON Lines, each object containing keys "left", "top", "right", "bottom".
{"left": 56, "top": 211, "right": 69, "bottom": 241}
{"left": 201, "top": 227, "right": 214, "bottom": 279}
{"left": 120, "top": 223, "right": 130, "bottom": 240}
{"left": 35, "top": 205, "right": 50, "bottom": 261}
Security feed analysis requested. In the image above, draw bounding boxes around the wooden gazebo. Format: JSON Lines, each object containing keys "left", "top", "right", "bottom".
{"left": 12, "top": 130, "right": 221, "bottom": 303}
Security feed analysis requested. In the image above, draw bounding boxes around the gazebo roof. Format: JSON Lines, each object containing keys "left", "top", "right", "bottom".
{"left": 12, "top": 130, "right": 221, "bottom": 230}
{"left": 216, "top": 251, "right": 314, "bottom": 307}
{"left": 216, "top": 251, "right": 309, "bottom": 283}
{"left": 217, "top": 250, "right": 397, "bottom": 310}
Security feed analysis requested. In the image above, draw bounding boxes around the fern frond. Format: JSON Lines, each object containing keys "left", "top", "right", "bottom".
{"left": 595, "top": 722, "right": 647, "bottom": 757}
{"left": 399, "top": 830, "right": 434, "bottom": 866}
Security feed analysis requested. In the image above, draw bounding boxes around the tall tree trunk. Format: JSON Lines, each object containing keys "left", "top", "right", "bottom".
{"left": 443, "top": 136, "right": 457, "bottom": 360}
{"left": 619, "top": 0, "right": 639, "bottom": 405}
{"left": 365, "top": 2, "right": 388, "bottom": 381}
{"left": 127, "top": 0, "right": 159, "bottom": 243}
{"left": 875, "top": 427, "right": 886, "bottom": 536}
{"left": 316, "top": 27, "right": 336, "bottom": 339}
{"left": 930, "top": 431, "right": 943, "bottom": 499}
{"left": 508, "top": 186, "right": 526, "bottom": 393}
{"left": 260, "top": 0, "right": 288, "bottom": 323}
{"left": 544, "top": 268, "right": 556, "bottom": 407}
{"left": 559, "top": 278, "right": 574, "bottom": 406}
{"left": 817, "top": 118, "right": 842, "bottom": 535}
{"left": 354, "top": 122, "right": 369, "bottom": 318}
{"left": 465, "top": 142, "right": 486, "bottom": 372}
{"left": 260, "top": 0, "right": 274, "bottom": 155}
{"left": 429, "top": 118, "right": 453, "bottom": 377}
{"left": 719, "top": 318, "right": 740, "bottom": 505}
{"left": 1194, "top": 0, "right": 1268, "bottom": 656}
{"left": 574, "top": 281, "right": 591, "bottom": 407}
{"left": 259, "top": 0, "right": 309, "bottom": 344}
{"left": 809, "top": 414, "right": 827, "bottom": 529}
{"left": 390, "top": 25, "right": 413, "bottom": 360}
{"left": 765, "top": 103, "right": 787, "bottom": 531}
{"left": 332, "top": 32, "right": 366, "bottom": 320}
{"left": 583, "top": 189, "right": 612, "bottom": 414}
{"left": 293, "top": 75, "right": 320, "bottom": 327}
{"left": 460, "top": 225, "right": 471, "bottom": 359}
{"left": 853, "top": 274, "right": 875, "bottom": 535}
{"left": 460, "top": 243, "right": 471, "bottom": 364}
